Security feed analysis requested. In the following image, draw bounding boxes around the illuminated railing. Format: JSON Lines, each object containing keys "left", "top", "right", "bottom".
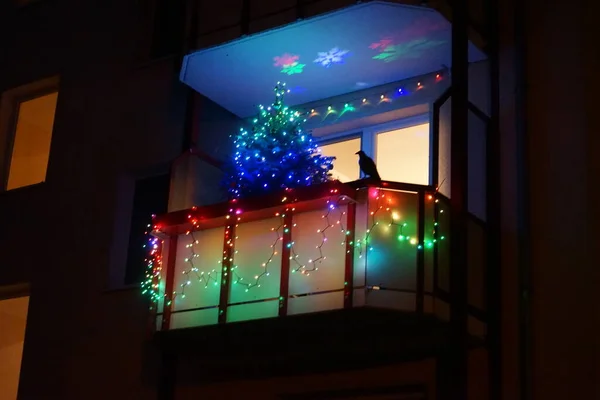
{"left": 147, "top": 180, "right": 446, "bottom": 331}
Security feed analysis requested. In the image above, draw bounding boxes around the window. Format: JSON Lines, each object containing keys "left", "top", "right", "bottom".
{"left": 374, "top": 122, "right": 430, "bottom": 185}
{"left": 125, "top": 173, "right": 171, "bottom": 285}
{"left": 4, "top": 92, "right": 58, "bottom": 190}
{"left": 318, "top": 137, "right": 361, "bottom": 182}
{"left": 0, "top": 292, "right": 29, "bottom": 400}
{"left": 316, "top": 116, "right": 430, "bottom": 185}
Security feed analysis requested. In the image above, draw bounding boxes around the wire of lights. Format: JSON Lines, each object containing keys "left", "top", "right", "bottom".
{"left": 289, "top": 196, "right": 349, "bottom": 275}
{"left": 172, "top": 230, "right": 221, "bottom": 301}
{"left": 232, "top": 214, "right": 285, "bottom": 292}
{"left": 141, "top": 230, "right": 163, "bottom": 304}
{"left": 299, "top": 71, "right": 445, "bottom": 122}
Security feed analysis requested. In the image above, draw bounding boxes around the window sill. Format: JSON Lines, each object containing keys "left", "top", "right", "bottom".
{"left": 0, "top": 182, "right": 46, "bottom": 197}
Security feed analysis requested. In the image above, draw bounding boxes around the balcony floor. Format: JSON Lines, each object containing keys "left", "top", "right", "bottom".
{"left": 155, "top": 307, "right": 484, "bottom": 383}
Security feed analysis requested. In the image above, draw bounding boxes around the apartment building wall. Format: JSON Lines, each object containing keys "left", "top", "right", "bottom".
{"left": 0, "top": 1, "right": 185, "bottom": 398}
{"left": 498, "top": 0, "right": 599, "bottom": 399}
{"left": 1, "top": 0, "right": 596, "bottom": 400}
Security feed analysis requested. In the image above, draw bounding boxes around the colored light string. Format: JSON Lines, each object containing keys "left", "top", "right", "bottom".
{"left": 289, "top": 196, "right": 349, "bottom": 275}
{"left": 144, "top": 190, "right": 446, "bottom": 302}
{"left": 171, "top": 230, "right": 221, "bottom": 301}
{"left": 232, "top": 215, "right": 285, "bottom": 291}
{"left": 141, "top": 229, "right": 163, "bottom": 305}
{"left": 301, "top": 70, "right": 445, "bottom": 122}
{"left": 228, "top": 81, "right": 335, "bottom": 199}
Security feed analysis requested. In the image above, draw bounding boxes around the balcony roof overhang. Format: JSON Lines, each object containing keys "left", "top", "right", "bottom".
{"left": 180, "top": 1, "right": 486, "bottom": 118}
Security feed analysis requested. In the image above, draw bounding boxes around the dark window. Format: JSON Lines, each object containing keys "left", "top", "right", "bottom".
{"left": 125, "top": 173, "right": 170, "bottom": 285}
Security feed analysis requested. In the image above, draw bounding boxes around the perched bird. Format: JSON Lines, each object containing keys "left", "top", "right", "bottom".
{"left": 355, "top": 150, "right": 381, "bottom": 181}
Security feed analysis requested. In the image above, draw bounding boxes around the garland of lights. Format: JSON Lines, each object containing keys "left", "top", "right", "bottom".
{"left": 143, "top": 189, "right": 447, "bottom": 302}
{"left": 141, "top": 225, "right": 163, "bottom": 304}
{"left": 232, "top": 215, "right": 285, "bottom": 291}
{"left": 354, "top": 190, "right": 420, "bottom": 258}
{"left": 172, "top": 230, "right": 221, "bottom": 300}
{"left": 354, "top": 188, "right": 446, "bottom": 257}
{"left": 299, "top": 71, "right": 445, "bottom": 122}
{"left": 289, "top": 197, "right": 349, "bottom": 275}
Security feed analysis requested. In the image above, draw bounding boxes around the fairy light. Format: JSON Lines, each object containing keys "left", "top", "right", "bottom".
{"left": 228, "top": 81, "right": 335, "bottom": 199}
{"left": 171, "top": 230, "right": 220, "bottom": 301}
{"left": 141, "top": 216, "right": 165, "bottom": 305}
{"left": 141, "top": 232, "right": 163, "bottom": 304}
{"left": 289, "top": 196, "right": 348, "bottom": 275}
{"left": 302, "top": 69, "right": 444, "bottom": 121}
{"left": 232, "top": 213, "right": 284, "bottom": 291}
{"left": 355, "top": 188, "right": 444, "bottom": 257}
{"left": 143, "top": 187, "right": 446, "bottom": 304}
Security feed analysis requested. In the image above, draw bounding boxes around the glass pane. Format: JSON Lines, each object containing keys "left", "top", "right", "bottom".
{"left": 7, "top": 92, "right": 58, "bottom": 190}
{"left": 318, "top": 137, "right": 361, "bottom": 182}
{"left": 376, "top": 123, "right": 430, "bottom": 185}
{"left": 0, "top": 296, "right": 29, "bottom": 400}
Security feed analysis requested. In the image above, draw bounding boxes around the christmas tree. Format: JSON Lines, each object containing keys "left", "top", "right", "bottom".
{"left": 227, "top": 82, "right": 335, "bottom": 198}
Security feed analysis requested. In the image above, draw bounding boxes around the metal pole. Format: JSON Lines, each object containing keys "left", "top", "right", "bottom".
{"left": 440, "top": 0, "right": 470, "bottom": 397}
{"left": 484, "top": 0, "right": 502, "bottom": 396}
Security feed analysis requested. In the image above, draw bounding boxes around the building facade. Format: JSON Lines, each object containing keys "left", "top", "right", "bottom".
{"left": 0, "top": 0, "right": 596, "bottom": 399}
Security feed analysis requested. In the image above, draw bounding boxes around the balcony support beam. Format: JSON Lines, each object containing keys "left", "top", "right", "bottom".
{"left": 161, "top": 236, "right": 179, "bottom": 331}
{"left": 416, "top": 191, "right": 426, "bottom": 314}
{"left": 344, "top": 202, "right": 356, "bottom": 308}
{"left": 485, "top": 0, "right": 502, "bottom": 396}
{"left": 218, "top": 220, "right": 236, "bottom": 323}
{"left": 438, "top": 0, "right": 470, "bottom": 398}
{"left": 279, "top": 210, "right": 293, "bottom": 316}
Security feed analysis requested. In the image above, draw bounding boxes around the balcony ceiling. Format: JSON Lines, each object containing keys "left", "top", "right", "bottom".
{"left": 180, "top": 1, "right": 486, "bottom": 118}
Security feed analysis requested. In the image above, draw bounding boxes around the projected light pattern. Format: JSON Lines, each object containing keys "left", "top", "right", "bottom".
{"left": 181, "top": 2, "right": 487, "bottom": 117}
{"left": 314, "top": 47, "right": 349, "bottom": 67}
{"left": 273, "top": 53, "right": 299, "bottom": 67}
{"left": 371, "top": 38, "right": 447, "bottom": 63}
{"left": 281, "top": 62, "right": 305, "bottom": 75}
{"left": 274, "top": 53, "right": 305, "bottom": 75}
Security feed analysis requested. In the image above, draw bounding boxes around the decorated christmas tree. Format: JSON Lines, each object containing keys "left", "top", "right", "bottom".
{"left": 227, "top": 82, "right": 335, "bottom": 198}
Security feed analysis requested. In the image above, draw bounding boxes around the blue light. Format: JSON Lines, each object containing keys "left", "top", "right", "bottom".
{"left": 225, "top": 83, "right": 335, "bottom": 198}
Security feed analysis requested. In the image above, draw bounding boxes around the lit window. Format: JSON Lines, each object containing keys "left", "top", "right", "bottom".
{"left": 375, "top": 123, "right": 430, "bottom": 185}
{"left": 318, "top": 137, "right": 361, "bottom": 182}
{"left": 0, "top": 295, "right": 29, "bottom": 400}
{"left": 6, "top": 92, "right": 58, "bottom": 190}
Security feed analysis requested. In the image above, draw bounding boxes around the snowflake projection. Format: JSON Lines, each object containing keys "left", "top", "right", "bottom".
{"left": 371, "top": 38, "right": 446, "bottom": 62}
{"left": 281, "top": 62, "right": 306, "bottom": 75}
{"left": 273, "top": 53, "right": 305, "bottom": 75}
{"left": 313, "top": 47, "right": 349, "bottom": 68}
{"left": 274, "top": 53, "right": 299, "bottom": 67}
{"left": 369, "top": 38, "right": 393, "bottom": 51}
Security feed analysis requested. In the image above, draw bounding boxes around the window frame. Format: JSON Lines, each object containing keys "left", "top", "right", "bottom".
{"left": 316, "top": 131, "right": 363, "bottom": 182}
{"left": 315, "top": 113, "right": 432, "bottom": 183}
{"left": 0, "top": 77, "right": 59, "bottom": 192}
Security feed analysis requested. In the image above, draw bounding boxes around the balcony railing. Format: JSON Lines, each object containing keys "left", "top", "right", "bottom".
{"left": 146, "top": 179, "right": 458, "bottom": 331}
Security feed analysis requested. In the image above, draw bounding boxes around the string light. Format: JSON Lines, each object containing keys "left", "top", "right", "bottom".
{"left": 354, "top": 188, "right": 446, "bottom": 256}
{"left": 289, "top": 196, "right": 349, "bottom": 275}
{"left": 141, "top": 227, "right": 163, "bottom": 304}
{"left": 141, "top": 214, "right": 166, "bottom": 305}
{"left": 228, "top": 81, "right": 335, "bottom": 199}
{"left": 302, "top": 69, "right": 444, "bottom": 121}
{"left": 171, "top": 230, "right": 220, "bottom": 301}
{"left": 232, "top": 213, "right": 284, "bottom": 291}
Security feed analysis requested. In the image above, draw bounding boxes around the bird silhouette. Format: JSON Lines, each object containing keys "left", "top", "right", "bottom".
{"left": 355, "top": 150, "right": 381, "bottom": 182}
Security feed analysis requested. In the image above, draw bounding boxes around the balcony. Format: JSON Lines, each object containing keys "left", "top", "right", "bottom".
{"left": 146, "top": 180, "right": 486, "bottom": 379}
{"left": 143, "top": 0, "right": 489, "bottom": 378}
{"left": 149, "top": 179, "right": 444, "bottom": 328}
